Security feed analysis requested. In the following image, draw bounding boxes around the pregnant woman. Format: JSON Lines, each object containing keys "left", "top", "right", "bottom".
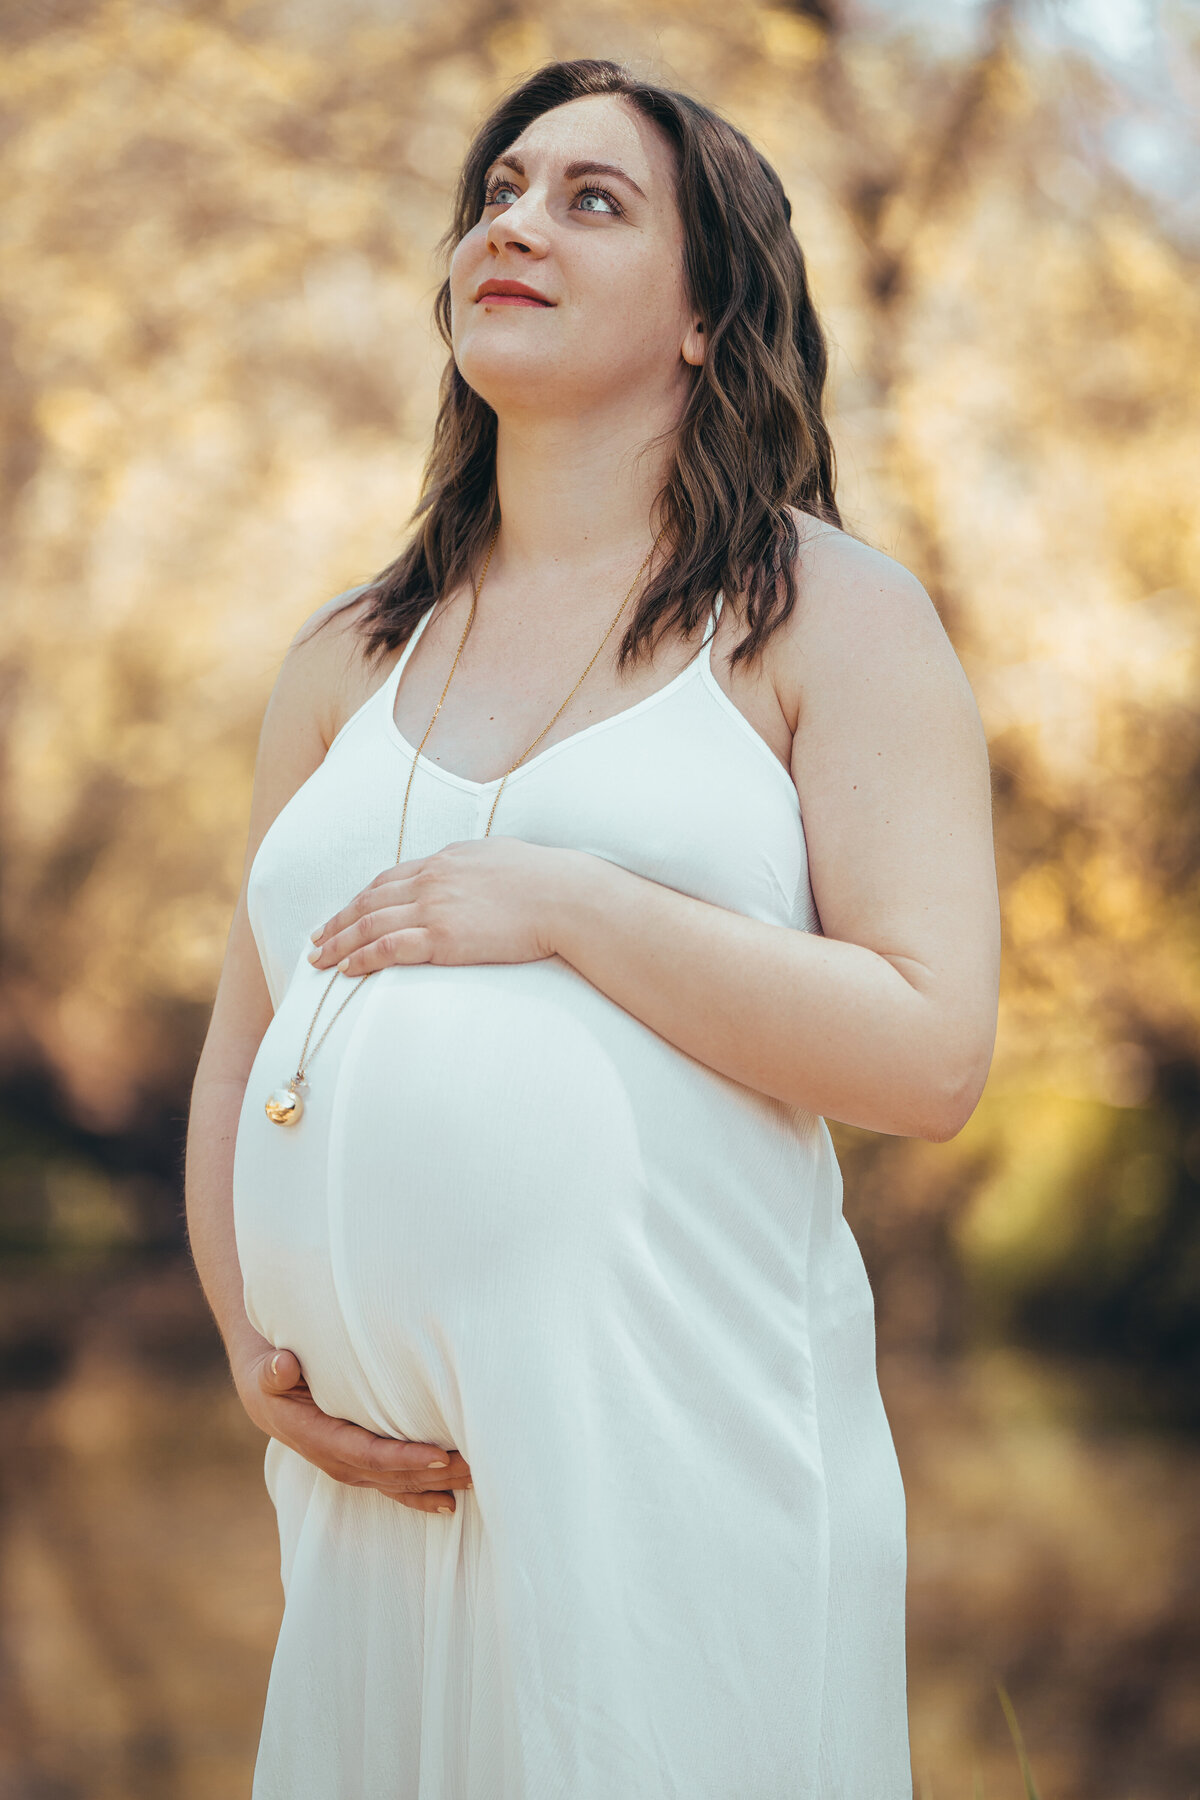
{"left": 186, "top": 57, "right": 999, "bottom": 1800}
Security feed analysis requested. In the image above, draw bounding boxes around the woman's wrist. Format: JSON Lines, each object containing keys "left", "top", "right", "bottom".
{"left": 538, "top": 845, "right": 624, "bottom": 962}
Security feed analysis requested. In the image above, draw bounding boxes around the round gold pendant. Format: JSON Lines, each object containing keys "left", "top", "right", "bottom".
{"left": 265, "top": 1079, "right": 305, "bottom": 1126}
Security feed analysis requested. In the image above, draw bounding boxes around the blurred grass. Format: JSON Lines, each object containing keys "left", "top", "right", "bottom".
{"left": 997, "top": 1683, "right": 1042, "bottom": 1800}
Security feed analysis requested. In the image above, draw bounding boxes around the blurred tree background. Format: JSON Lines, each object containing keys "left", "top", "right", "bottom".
{"left": 0, "top": 0, "right": 1198, "bottom": 1794}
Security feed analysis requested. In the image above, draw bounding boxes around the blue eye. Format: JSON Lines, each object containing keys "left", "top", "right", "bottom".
{"left": 574, "top": 186, "right": 621, "bottom": 216}
{"left": 484, "top": 181, "right": 520, "bottom": 207}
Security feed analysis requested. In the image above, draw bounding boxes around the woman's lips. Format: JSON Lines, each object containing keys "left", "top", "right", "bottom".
{"left": 478, "top": 293, "right": 551, "bottom": 307}
{"left": 475, "top": 281, "right": 554, "bottom": 307}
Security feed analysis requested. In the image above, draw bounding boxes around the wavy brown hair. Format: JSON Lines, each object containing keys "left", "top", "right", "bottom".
{"left": 340, "top": 57, "right": 841, "bottom": 672}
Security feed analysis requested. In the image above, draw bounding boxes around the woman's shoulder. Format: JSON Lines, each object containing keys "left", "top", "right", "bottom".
{"left": 786, "top": 511, "right": 943, "bottom": 635}
{"left": 765, "top": 510, "right": 971, "bottom": 721}
{"left": 286, "top": 582, "right": 397, "bottom": 750}
{"left": 239, "top": 587, "right": 383, "bottom": 897}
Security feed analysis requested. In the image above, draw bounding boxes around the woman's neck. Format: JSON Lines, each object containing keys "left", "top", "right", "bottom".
{"left": 490, "top": 395, "right": 679, "bottom": 590}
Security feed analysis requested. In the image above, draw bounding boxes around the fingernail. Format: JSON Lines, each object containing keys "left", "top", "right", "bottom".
{"left": 310, "top": 927, "right": 322, "bottom": 942}
{"left": 437, "top": 1505, "right": 452, "bottom": 1515}
{"left": 270, "top": 1353, "right": 281, "bottom": 1377}
{"left": 307, "top": 947, "right": 320, "bottom": 963}
{"left": 427, "top": 1460, "right": 448, "bottom": 1469}
{"left": 337, "top": 957, "right": 350, "bottom": 972}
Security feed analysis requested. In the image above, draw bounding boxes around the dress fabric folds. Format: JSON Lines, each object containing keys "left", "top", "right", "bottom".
{"left": 233, "top": 591, "right": 913, "bottom": 1798}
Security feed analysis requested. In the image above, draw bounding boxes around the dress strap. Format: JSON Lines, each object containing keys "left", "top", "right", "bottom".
{"left": 385, "top": 602, "right": 438, "bottom": 700}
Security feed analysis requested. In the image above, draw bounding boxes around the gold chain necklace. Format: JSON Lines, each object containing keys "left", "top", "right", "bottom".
{"left": 264, "top": 523, "right": 656, "bottom": 1126}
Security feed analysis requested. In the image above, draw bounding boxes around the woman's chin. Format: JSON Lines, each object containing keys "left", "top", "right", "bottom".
{"left": 455, "top": 347, "right": 588, "bottom": 416}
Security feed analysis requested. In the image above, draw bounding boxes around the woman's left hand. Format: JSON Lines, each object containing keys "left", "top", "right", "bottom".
{"left": 307, "top": 837, "right": 581, "bottom": 974}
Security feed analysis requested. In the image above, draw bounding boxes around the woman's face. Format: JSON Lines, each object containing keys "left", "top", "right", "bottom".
{"left": 449, "top": 94, "right": 703, "bottom": 420}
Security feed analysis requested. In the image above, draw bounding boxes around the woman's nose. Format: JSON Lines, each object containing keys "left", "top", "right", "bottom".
{"left": 485, "top": 195, "right": 548, "bottom": 258}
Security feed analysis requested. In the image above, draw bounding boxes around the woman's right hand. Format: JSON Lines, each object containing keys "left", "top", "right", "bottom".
{"left": 235, "top": 1343, "right": 474, "bottom": 1515}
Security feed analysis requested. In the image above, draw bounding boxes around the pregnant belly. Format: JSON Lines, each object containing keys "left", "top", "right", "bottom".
{"left": 233, "top": 950, "right": 650, "bottom": 1444}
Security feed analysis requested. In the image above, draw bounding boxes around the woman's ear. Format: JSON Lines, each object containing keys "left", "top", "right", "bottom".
{"left": 681, "top": 319, "right": 706, "bottom": 367}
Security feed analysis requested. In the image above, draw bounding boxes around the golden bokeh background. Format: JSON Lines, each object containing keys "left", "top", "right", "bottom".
{"left": 1, "top": 1, "right": 1198, "bottom": 1795}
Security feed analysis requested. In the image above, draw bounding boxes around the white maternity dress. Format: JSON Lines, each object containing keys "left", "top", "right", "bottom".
{"left": 232, "top": 590, "right": 912, "bottom": 1799}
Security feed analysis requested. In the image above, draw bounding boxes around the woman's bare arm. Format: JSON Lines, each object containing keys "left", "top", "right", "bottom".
{"left": 186, "top": 600, "right": 344, "bottom": 1373}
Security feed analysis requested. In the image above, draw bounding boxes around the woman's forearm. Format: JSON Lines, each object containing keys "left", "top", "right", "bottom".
{"left": 547, "top": 851, "right": 988, "bottom": 1140}
{"left": 184, "top": 1062, "right": 271, "bottom": 1383}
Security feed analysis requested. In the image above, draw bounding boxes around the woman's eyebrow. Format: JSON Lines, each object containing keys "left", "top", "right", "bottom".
{"left": 562, "top": 159, "right": 647, "bottom": 200}
{"left": 485, "top": 152, "right": 648, "bottom": 201}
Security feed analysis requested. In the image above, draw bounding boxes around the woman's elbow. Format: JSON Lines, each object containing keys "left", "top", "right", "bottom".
{"left": 916, "top": 1044, "right": 993, "bottom": 1141}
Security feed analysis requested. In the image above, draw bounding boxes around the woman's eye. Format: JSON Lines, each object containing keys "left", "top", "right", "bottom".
{"left": 484, "top": 182, "right": 520, "bottom": 206}
{"left": 575, "top": 188, "right": 620, "bottom": 216}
